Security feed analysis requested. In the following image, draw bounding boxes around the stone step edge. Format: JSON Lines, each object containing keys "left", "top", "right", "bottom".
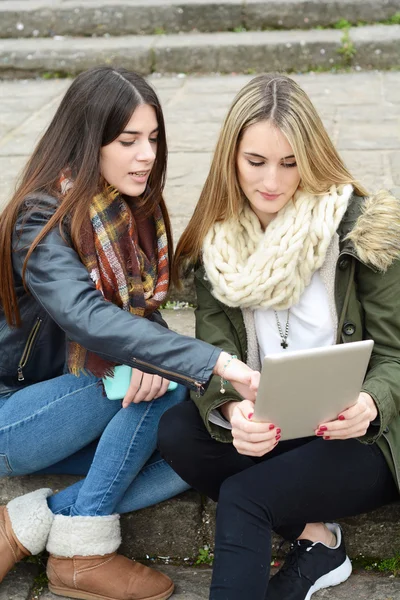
{"left": 0, "top": 0, "right": 399, "bottom": 38}
{"left": 1, "top": 475, "right": 399, "bottom": 561}
{"left": 0, "top": 26, "right": 399, "bottom": 78}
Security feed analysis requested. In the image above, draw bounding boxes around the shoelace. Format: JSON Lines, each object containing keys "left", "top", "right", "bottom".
{"left": 280, "top": 540, "right": 315, "bottom": 581}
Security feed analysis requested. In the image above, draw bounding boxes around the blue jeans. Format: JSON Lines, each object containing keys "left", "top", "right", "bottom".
{"left": 0, "top": 374, "right": 190, "bottom": 516}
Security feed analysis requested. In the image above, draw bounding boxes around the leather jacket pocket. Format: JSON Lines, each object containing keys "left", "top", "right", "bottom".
{"left": 17, "top": 317, "right": 43, "bottom": 382}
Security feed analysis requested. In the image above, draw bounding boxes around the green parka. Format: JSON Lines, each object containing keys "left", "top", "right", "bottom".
{"left": 191, "top": 193, "right": 400, "bottom": 494}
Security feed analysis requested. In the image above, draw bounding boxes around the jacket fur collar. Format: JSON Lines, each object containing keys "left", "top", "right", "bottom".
{"left": 340, "top": 191, "right": 400, "bottom": 272}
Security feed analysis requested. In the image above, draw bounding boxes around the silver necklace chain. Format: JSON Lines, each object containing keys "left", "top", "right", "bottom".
{"left": 274, "top": 309, "right": 290, "bottom": 349}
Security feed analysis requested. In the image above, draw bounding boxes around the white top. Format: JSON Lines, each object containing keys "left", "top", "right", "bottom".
{"left": 209, "top": 270, "right": 335, "bottom": 430}
{"left": 254, "top": 270, "right": 335, "bottom": 359}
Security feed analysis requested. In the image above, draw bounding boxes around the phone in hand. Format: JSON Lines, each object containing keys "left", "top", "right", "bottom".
{"left": 103, "top": 364, "right": 178, "bottom": 400}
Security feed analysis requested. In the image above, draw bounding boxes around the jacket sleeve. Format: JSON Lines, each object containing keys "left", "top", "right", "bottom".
{"left": 191, "top": 270, "right": 245, "bottom": 441}
{"left": 357, "top": 258, "right": 400, "bottom": 442}
{"left": 12, "top": 199, "right": 220, "bottom": 391}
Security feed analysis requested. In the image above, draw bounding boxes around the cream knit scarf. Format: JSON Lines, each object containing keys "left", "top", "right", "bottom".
{"left": 202, "top": 184, "right": 353, "bottom": 310}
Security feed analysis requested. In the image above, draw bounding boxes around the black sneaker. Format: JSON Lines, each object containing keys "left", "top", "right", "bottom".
{"left": 266, "top": 523, "right": 352, "bottom": 600}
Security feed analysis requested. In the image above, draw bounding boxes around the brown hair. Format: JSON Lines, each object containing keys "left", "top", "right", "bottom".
{"left": 0, "top": 66, "right": 172, "bottom": 326}
{"left": 173, "top": 73, "right": 368, "bottom": 284}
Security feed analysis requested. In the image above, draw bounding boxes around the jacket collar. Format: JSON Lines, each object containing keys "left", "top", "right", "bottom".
{"left": 340, "top": 191, "right": 400, "bottom": 272}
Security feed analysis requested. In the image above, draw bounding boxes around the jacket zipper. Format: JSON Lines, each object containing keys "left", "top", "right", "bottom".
{"left": 17, "top": 317, "right": 43, "bottom": 382}
{"left": 131, "top": 357, "right": 204, "bottom": 394}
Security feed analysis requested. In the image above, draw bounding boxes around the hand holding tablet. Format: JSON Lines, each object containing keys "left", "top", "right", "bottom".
{"left": 253, "top": 340, "right": 374, "bottom": 441}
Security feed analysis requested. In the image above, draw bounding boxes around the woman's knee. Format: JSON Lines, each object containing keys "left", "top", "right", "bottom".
{"left": 218, "top": 469, "right": 273, "bottom": 526}
{"left": 157, "top": 401, "right": 192, "bottom": 459}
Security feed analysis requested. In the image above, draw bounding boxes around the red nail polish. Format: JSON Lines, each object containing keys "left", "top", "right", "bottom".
{"left": 319, "top": 426, "right": 327, "bottom": 431}
{"left": 276, "top": 434, "right": 281, "bottom": 441}
{"left": 248, "top": 413, "right": 253, "bottom": 420}
{"left": 276, "top": 428, "right": 281, "bottom": 434}
{"left": 324, "top": 436, "right": 331, "bottom": 440}
{"left": 338, "top": 415, "right": 345, "bottom": 421}
{"left": 316, "top": 432, "right": 324, "bottom": 436}
{"left": 269, "top": 424, "right": 275, "bottom": 430}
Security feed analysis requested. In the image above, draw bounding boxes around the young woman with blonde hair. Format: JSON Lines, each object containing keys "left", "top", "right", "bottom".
{"left": 0, "top": 66, "right": 257, "bottom": 600}
{"left": 158, "top": 73, "right": 400, "bottom": 600}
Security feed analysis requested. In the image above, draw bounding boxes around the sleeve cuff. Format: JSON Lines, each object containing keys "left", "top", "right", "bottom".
{"left": 360, "top": 382, "right": 394, "bottom": 443}
{"left": 208, "top": 408, "right": 232, "bottom": 430}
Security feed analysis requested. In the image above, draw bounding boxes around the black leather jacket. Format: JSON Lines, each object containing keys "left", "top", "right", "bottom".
{"left": 0, "top": 195, "right": 220, "bottom": 396}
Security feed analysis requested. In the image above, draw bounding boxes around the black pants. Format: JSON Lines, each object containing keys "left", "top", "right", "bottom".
{"left": 158, "top": 400, "right": 398, "bottom": 600}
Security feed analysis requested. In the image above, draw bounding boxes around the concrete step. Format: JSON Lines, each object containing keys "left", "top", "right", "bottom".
{"left": 0, "top": 25, "right": 399, "bottom": 78}
{"left": 0, "top": 0, "right": 399, "bottom": 38}
{"left": 1, "top": 436, "right": 399, "bottom": 562}
{"left": 2, "top": 563, "right": 400, "bottom": 600}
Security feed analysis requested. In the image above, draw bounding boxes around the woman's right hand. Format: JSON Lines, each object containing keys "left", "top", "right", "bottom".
{"left": 122, "top": 369, "right": 170, "bottom": 407}
{"left": 213, "top": 352, "right": 260, "bottom": 401}
{"left": 221, "top": 399, "right": 281, "bottom": 457}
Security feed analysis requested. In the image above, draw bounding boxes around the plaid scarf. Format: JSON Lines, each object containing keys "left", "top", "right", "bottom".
{"left": 61, "top": 175, "right": 169, "bottom": 377}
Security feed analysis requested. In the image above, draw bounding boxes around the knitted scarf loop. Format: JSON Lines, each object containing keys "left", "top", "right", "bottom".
{"left": 61, "top": 175, "right": 170, "bottom": 377}
{"left": 202, "top": 184, "right": 353, "bottom": 310}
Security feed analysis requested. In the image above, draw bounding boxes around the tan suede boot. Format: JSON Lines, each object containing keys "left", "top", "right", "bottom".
{"left": 0, "top": 488, "right": 54, "bottom": 583}
{"left": 47, "top": 552, "right": 174, "bottom": 600}
{"left": 0, "top": 506, "right": 30, "bottom": 582}
{"left": 46, "top": 514, "right": 174, "bottom": 600}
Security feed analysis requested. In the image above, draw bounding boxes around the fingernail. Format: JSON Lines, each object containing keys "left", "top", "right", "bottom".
{"left": 316, "top": 431, "right": 324, "bottom": 436}
{"left": 324, "top": 436, "right": 330, "bottom": 440}
{"left": 319, "top": 426, "right": 328, "bottom": 431}
{"left": 338, "top": 415, "right": 345, "bottom": 421}
{"left": 269, "top": 424, "right": 275, "bottom": 430}
{"left": 248, "top": 413, "right": 253, "bottom": 420}
{"left": 276, "top": 428, "right": 281, "bottom": 434}
{"left": 276, "top": 434, "right": 281, "bottom": 441}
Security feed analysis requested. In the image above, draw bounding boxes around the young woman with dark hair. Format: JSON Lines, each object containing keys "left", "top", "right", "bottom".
{"left": 0, "top": 66, "right": 257, "bottom": 600}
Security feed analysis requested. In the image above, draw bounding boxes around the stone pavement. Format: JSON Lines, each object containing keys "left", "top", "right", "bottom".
{"left": 2, "top": 561, "right": 400, "bottom": 600}
{"left": 1, "top": 71, "right": 400, "bottom": 244}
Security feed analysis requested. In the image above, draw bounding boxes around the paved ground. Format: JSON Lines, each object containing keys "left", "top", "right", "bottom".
{"left": 2, "top": 560, "right": 400, "bottom": 599}
{"left": 1, "top": 71, "right": 400, "bottom": 247}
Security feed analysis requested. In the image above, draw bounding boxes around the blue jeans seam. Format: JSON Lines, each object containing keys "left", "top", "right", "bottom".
{"left": 0, "top": 453, "right": 12, "bottom": 474}
{"left": 94, "top": 401, "right": 153, "bottom": 515}
{"left": 0, "top": 381, "right": 100, "bottom": 434}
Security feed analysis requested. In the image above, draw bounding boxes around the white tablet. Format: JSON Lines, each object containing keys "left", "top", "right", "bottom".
{"left": 253, "top": 340, "right": 374, "bottom": 440}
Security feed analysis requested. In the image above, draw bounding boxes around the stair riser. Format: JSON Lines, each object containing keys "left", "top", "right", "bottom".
{"left": 0, "top": 30, "right": 399, "bottom": 79}
{"left": 0, "top": 1, "right": 399, "bottom": 38}
{"left": 1, "top": 475, "right": 399, "bottom": 560}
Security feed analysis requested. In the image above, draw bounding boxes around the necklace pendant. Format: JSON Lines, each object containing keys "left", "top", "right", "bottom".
{"left": 281, "top": 340, "right": 288, "bottom": 349}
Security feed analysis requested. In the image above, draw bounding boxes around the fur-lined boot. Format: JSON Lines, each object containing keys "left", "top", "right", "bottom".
{"left": 0, "top": 488, "right": 54, "bottom": 582}
{"left": 46, "top": 513, "right": 174, "bottom": 600}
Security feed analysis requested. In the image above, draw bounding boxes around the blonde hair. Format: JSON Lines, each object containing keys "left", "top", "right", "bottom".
{"left": 173, "top": 73, "right": 368, "bottom": 284}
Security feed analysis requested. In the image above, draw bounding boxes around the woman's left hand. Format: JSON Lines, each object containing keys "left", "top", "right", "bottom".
{"left": 315, "top": 392, "right": 378, "bottom": 440}
{"left": 122, "top": 369, "right": 170, "bottom": 407}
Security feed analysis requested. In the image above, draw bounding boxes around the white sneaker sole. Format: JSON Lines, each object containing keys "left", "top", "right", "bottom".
{"left": 305, "top": 555, "right": 352, "bottom": 600}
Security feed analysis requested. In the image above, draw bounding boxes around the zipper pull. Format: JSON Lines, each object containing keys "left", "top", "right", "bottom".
{"left": 195, "top": 382, "right": 204, "bottom": 398}
{"left": 17, "top": 366, "right": 25, "bottom": 382}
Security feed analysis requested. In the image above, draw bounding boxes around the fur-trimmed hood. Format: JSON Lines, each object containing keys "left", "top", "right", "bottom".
{"left": 343, "top": 190, "right": 400, "bottom": 272}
